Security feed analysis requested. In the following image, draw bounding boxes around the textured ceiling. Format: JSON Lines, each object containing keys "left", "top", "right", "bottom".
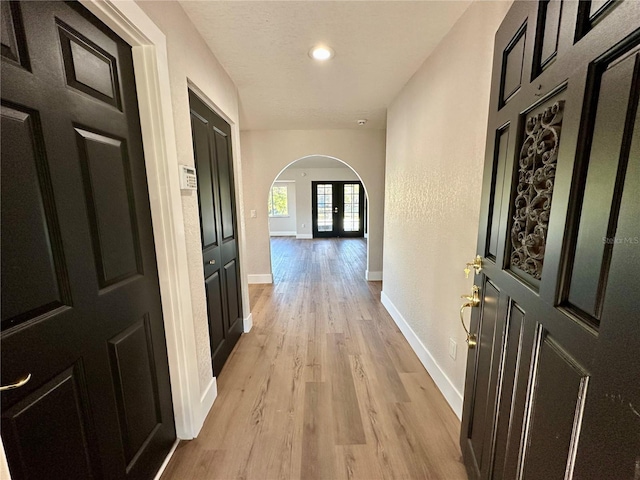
{"left": 179, "top": 1, "right": 472, "bottom": 130}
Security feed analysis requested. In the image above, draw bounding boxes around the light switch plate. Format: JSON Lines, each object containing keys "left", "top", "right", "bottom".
{"left": 449, "top": 338, "right": 457, "bottom": 360}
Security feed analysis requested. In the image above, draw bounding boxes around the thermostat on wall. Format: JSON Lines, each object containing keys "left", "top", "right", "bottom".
{"left": 179, "top": 165, "right": 197, "bottom": 190}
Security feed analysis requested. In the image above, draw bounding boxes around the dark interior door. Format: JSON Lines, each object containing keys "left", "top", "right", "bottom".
{"left": 461, "top": 2, "right": 640, "bottom": 479}
{"left": 1, "top": 2, "right": 176, "bottom": 479}
{"left": 189, "top": 91, "right": 243, "bottom": 376}
{"left": 312, "top": 181, "right": 364, "bottom": 238}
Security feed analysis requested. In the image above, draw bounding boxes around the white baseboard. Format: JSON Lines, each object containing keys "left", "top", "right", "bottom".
{"left": 243, "top": 312, "right": 253, "bottom": 332}
{"left": 193, "top": 377, "right": 217, "bottom": 435}
{"left": 380, "top": 291, "right": 463, "bottom": 419}
{"left": 247, "top": 274, "right": 273, "bottom": 284}
{"left": 153, "top": 439, "right": 179, "bottom": 480}
{"left": 296, "top": 233, "right": 313, "bottom": 239}
{"left": 365, "top": 270, "right": 383, "bottom": 281}
{"left": 269, "top": 231, "right": 296, "bottom": 237}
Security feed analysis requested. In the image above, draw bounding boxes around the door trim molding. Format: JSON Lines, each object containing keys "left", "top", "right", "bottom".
{"left": 79, "top": 0, "right": 205, "bottom": 440}
{"left": 381, "top": 291, "right": 464, "bottom": 419}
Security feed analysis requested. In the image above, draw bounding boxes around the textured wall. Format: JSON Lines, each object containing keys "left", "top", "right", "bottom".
{"left": 137, "top": 1, "right": 248, "bottom": 396}
{"left": 384, "top": 1, "right": 512, "bottom": 400}
{"left": 276, "top": 166, "right": 359, "bottom": 237}
{"left": 241, "top": 130, "right": 386, "bottom": 278}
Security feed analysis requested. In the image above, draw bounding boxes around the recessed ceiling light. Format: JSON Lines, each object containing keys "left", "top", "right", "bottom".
{"left": 309, "top": 46, "right": 334, "bottom": 61}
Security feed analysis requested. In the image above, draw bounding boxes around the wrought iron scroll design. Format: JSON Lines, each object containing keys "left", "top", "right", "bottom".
{"left": 511, "top": 101, "right": 564, "bottom": 280}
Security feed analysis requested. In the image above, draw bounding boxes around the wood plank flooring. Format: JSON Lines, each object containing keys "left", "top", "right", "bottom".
{"left": 161, "top": 237, "right": 468, "bottom": 479}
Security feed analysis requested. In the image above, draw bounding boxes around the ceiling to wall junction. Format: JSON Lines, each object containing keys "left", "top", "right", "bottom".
{"left": 282, "top": 155, "right": 347, "bottom": 170}
{"left": 178, "top": 1, "right": 472, "bottom": 130}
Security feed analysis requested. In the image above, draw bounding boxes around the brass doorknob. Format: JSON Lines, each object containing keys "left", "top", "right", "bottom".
{"left": 0, "top": 373, "right": 32, "bottom": 391}
{"left": 459, "top": 285, "right": 480, "bottom": 348}
{"left": 208, "top": 259, "right": 216, "bottom": 265}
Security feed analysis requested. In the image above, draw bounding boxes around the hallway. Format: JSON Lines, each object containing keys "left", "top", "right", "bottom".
{"left": 162, "top": 238, "right": 467, "bottom": 479}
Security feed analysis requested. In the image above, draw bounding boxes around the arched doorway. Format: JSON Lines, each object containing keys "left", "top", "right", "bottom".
{"left": 267, "top": 155, "right": 370, "bottom": 282}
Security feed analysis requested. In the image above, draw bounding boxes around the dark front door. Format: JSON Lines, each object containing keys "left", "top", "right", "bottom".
{"left": 189, "top": 91, "right": 244, "bottom": 375}
{"left": 1, "top": 2, "right": 175, "bottom": 479}
{"left": 312, "top": 181, "right": 365, "bottom": 238}
{"left": 461, "top": 2, "right": 640, "bottom": 479}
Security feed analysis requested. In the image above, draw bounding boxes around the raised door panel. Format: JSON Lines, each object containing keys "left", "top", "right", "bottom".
{"left": 223, "top": 260, "right": 240, "bottom": 330}
{"left": 532, "top": 0, "right": 563, "bottom": 77}
{"left": 576, "top": 0, "right": 620, "bottom": 40}
{"left": 108, "top": 316, "right": 162, "bottom": 471}
{"left": 58, "top": 20, "right": 121, "bottom": 109}
{"left": 191, "top": 112, "right": 218, "bottom": 251}
{"left": 519, "top": 333, "right": 589, "bottom": 479}
{"left": 75, "top": 127, "right": 142, "bottom": 288}
{"left": 491, "top": 303, "right": 526, "bottom": 480}
{"left": 214, "top": 129, "right": 234, "bottom": 242}
{"left": 485, "top": 125, "right": 510, "bottom": 262}
{"left": 205, "top": 271, "right": 225, "bottom": 363}
{"left": 0, "top": 104, "right": 70, "bottom": 328}
{"left": 500, "top": 22, "right": 527, "bottom": 107}
{"left": 564, "top": 44, "right": 639, "bottom": 325}
{"left": 1, "top": 363, "right": 100, "bottom": 480}
{"left": 221, "top": 258, "right": 242, "bottom": 371}
{"left": 1, "top": 1, "right": 29, "bottom": 69}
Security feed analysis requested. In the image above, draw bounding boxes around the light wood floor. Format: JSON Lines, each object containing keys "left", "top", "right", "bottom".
{"left": 162, "top": 237, "right": 468, "bottom": 479}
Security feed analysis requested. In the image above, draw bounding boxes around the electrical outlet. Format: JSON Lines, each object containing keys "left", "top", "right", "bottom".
{"left": 449, "top": 338, "right": 457, "bottom": 360}
{"left": 301, "top": 223, "right": 305, "bottom": 228}
{"left": 250, "top": 209, "right": 257, "bottom": 218}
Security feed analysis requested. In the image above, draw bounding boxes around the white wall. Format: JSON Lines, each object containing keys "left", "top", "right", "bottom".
{"left": 276, "top": 166, "right": 359, "bottom": 238}
{"left": 268, "top": 181, "right": 297, "bottom": 235}
{"left": 241, "top": 130, "right": 386, "bottom": 280}
{"left": 382, "top": 0, "right": 512, "bottom": 418}
{"left": 136, "top": 0, "right": 250, "bottom": 416}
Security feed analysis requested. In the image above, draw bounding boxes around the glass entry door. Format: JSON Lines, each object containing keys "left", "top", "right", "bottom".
{"left": 312, "top": 181, "right": 365, "bottom": 238}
